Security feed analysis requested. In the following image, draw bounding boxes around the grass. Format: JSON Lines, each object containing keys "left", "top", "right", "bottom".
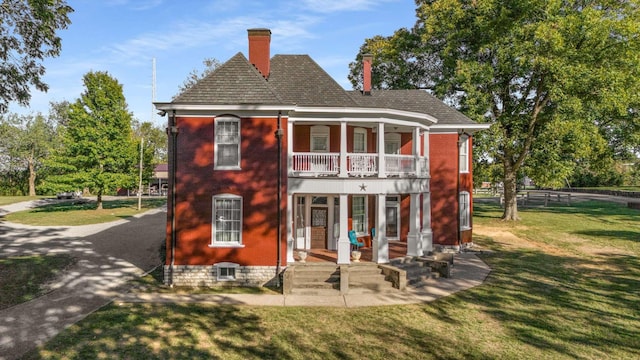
{"left": 0, "top": 195, "right": 48, "bottom": 206}
{"left": 4, "top": 198, "right": 167, "bottom": 226}
{"left": 21, "top": 200, "right": 640, "bottom": 359}
{"left": 0, "top": 255, "right": 76, "bottom": 310}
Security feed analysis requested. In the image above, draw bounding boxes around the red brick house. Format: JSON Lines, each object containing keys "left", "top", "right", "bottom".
{"left": 155, "top": 29, "right": 489, "bottom": 287}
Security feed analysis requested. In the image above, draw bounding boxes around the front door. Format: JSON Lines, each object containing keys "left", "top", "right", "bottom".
{"left": 310, "top": 207, "right": 328, "bottom": 249}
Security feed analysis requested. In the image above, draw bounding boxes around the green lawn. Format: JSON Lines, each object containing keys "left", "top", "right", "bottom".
{"left": 4, "top": 198, "right": 167, "bottom": 226}
{"left": 22, "top": 200, "right": 640, "bottom": 359}
{"left": 0, "top": 255, "right": 76, "bottom": 310}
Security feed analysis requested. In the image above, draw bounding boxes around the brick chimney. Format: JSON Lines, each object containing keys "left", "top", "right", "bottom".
{"left": 248, "top": 28, "right": 271, "bottom": 77}
{"left": 363, "top": 54, "right": 372, "bottom": 95}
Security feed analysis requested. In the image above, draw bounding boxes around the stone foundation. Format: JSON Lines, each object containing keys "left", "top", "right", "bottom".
{"left": 164, "top": 265, "right": 283, "bottom": 287}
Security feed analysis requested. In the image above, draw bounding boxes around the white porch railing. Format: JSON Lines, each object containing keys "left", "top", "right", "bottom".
{"left": 385, "top": 154, "right": 416, "bottom": 176}
{"left": 291, "top": 152, "right": 429, "bottom": 178}
{"left": 292, "top": 152, "right": 339, "bottom": 176}
{"left": 418, "top": 157, "right": 429, "bottom": 178}
{"left": 347, "top": 153, "right": 377, "bottom": 176}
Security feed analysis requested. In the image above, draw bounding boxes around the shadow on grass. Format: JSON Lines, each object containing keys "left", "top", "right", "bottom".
{"left": 427, "top": 235, "right": 640, "bottom": 358}
{"left": 27, "top": 198, "right": 167, "bottom": 213}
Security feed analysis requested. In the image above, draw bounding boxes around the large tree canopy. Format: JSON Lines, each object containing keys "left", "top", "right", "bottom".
{"left": 0, "top": 0, "right": 73, "bottom": 113}
{"left": 46, "top": 71, "right": 137, "bottom": 210}
{"left": 350, "top": 0, "right": 640, "bottom": 220}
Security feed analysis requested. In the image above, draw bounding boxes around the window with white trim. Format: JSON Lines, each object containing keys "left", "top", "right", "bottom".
{"left": 211, "top": 194, "right": 243, "bottom": 246}
{"left": 385, "top": 133, "right": 401, "bottom": 154}
{"left": 459, "top": 135, "right": 469, "bottom": 173}
{"left": 310, "top": 126, "right": 330, "bottom": 152}
{"left": 353, "top": 128, "right": 367, "bottom": 153}
{"left": 215, "top": 262, "right": 239, "bottom": 281}
{"left": 215, "top": 117, "right": 240, "bottom": 169}
{"left": 352, "top": 195, "right": 367, "bottom": 235}
{"left": 459, "top": 191, "right": 471, "bottom": 230}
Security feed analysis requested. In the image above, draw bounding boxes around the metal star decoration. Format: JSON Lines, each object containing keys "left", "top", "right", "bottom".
{"left": 359, "top": 183, "right": 367, "bottom": 191}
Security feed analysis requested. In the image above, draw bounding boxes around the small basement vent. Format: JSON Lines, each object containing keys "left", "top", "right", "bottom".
{"left": 215, "top": 262, "right": 239, "bottom": 281}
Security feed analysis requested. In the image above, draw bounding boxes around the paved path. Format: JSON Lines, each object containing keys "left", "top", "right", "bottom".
{"left": 0, "top": 200, "right": 166, "bottom": 360}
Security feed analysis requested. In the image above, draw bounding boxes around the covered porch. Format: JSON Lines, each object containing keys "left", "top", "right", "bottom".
{"left": 293, "top": 241, "right": 408, "bottom": 263}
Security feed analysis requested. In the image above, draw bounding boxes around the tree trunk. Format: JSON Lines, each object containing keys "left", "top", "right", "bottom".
{"left": 27, "top": 155, "right": 36, "bottom": 196}
{"left": 96, "top": 190, "right": 103, "bottom": 210}
{"left": 502, "top": 160, "right": 519, "bottom": 221}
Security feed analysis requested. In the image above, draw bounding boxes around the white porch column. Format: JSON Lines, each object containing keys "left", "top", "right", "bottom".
{"left": 374, "top": 193, "right": 388, "bottom": 263}
{"left": 413, "top": 127, "right": 421, "bottom": 176}
{"left": 304, "top": 195, "right": 311, "bottom": 250}
{"left": 339, "top": 121, "right": 348, "bottom": 178}
{"left": 286, "top": 193, "right": 295, "bottom": 263}
{"left": 423, "top": 130, "right": 430, "bottom": 176}
{"left": 407, "top": 193, "right": 423, "bottom": 256}
{"left": 337, "top": 194, "right": 351, "bottom": 264}
{"left": 377, "top": 122, "right": 386, "bottom": 178}
{"left": 327, "top": 195, "right": 336, "bottom": 251}
{"left": 421, "top": 191, "right": 433, "bottom": 253}
{"left": 287, "top": 120, "right": 293, "bottom": 176}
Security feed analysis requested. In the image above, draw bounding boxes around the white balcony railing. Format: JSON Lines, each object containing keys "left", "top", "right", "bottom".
{"left": 291, "top": 152, "right": 428, "bottom": 178}
{"left": 385, "top": 154, "right": 416, "bottom": 176}
{"left": 292, "top": 152, "right": 339, "bottom": 176}
{"left": 347, "top": 153, "right": 377, "bottom": 176}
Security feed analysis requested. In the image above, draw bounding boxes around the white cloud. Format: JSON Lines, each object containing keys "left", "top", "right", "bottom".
{"left": 299, "top": 0, "right": 394, "bottom": 13}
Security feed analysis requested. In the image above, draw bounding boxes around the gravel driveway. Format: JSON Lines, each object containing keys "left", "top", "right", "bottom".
{"left": 0, "top": 201, "right": 166, "bottom": 360}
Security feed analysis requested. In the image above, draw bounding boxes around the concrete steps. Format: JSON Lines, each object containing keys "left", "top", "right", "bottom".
{"left": 348, "top": 264, "right": 396, "bottom": 293}
{"left": 289, "top": 264, "right": 340, "bottom": 295}
{"left": 390, "top": 256, "right": 435, "bottom": 285}
{"left": 286, "top": 263, "right": 400, "bottom": 295}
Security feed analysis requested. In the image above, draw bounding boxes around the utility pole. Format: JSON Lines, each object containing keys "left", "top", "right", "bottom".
{"left": 138, "top": 137, "right": 143, "bottom": 211}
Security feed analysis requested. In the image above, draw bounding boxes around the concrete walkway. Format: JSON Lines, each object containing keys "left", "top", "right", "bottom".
{"left": 0, "top": 200, "right": 166, "bottom": 360}
{"left": 0, "top": 199, "right": 491, "bottom": 360}
{"left": 116, "top": 252, "right": 490, "bottom": 307}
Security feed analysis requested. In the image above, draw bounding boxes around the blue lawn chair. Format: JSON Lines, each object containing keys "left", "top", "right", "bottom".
{"left": 349, "top": 230, "right": 364, "bottom": 251}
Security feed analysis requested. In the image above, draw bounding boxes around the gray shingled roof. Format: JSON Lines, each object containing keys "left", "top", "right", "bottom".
{"left": 173, "top": 52, "right": 284, "bottom": 105}
{"left": 347, "top": 90, "right": 476, "bottom": 125}
{"left": 171, "top": 52, "right": 476, "bottom": 125}
{"left": 268, "top": 55, "right": 357, "bottom": 107}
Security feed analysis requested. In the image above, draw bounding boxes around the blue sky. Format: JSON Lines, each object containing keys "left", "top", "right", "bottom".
{"left": 9, "top": 0, "right": 417, "bottom": 126}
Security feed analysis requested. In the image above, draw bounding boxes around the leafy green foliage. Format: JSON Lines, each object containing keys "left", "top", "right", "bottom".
{"left": 0, "top": 0, "right": 73, "bottom": 113}
{"left": 45, "top": 71, "right": 138, "bottom": 209}
{"left": 0, "top": 113, "right": 56, "bottom": 195}
{"left": 350, "top": 0, "right": 640, "bottom": 219}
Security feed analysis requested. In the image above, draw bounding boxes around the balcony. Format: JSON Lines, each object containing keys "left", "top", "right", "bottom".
{"left": 291, "top": 152, "right": 429, "bottom": 178}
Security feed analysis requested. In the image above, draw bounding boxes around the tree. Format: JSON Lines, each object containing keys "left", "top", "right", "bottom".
{"left": 350, "top": 0, "right": 640, "bottom": 220}
{"left": 0, "top": 112, "right": 55, "bottom": 195}
{"left": 46, "top": 71, "right": 137, "bottom": 210}
{"left": 0, "top": 0, "right": 73, "bottom": 113}
{"left": 132, "top": 120, "right": 167, "bottom": 191}
{"left": 174, "top": 57, "right": 221, "bottom": 97}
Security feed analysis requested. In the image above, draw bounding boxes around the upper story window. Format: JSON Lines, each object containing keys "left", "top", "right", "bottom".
{"left": 215, "top": 117, "right": 241, "bottom": 169}
{"left": 385, "top": 133, "right": 401, "bottom": 154}
{"left": 459, "top": 191, "right": 471, "bottom": 230}
{"left": 459, "top": 135, "right": 469, "bottom": 173}
{"left": 310, "top": 125, "right": 330, "bottom": 152}
{"left": 211, "top": 194, "right": 243, "bottom": 247}
{"left": 353, "top": 128, "right": 367, "bottom": 153}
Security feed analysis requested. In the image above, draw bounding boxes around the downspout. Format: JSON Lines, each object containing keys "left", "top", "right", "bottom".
{"left": 275, "top": 111, "right": 283, "bottom": 287}
{"left": 169, "top": 110, "right": 178, "bottom": 287}
{"left": 456, "top": 130, "right": 462, "bottom": 250}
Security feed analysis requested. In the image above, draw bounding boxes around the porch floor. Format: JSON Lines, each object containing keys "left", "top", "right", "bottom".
{"left": 294, "top": 241, "right": 408, "bottom": 263}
